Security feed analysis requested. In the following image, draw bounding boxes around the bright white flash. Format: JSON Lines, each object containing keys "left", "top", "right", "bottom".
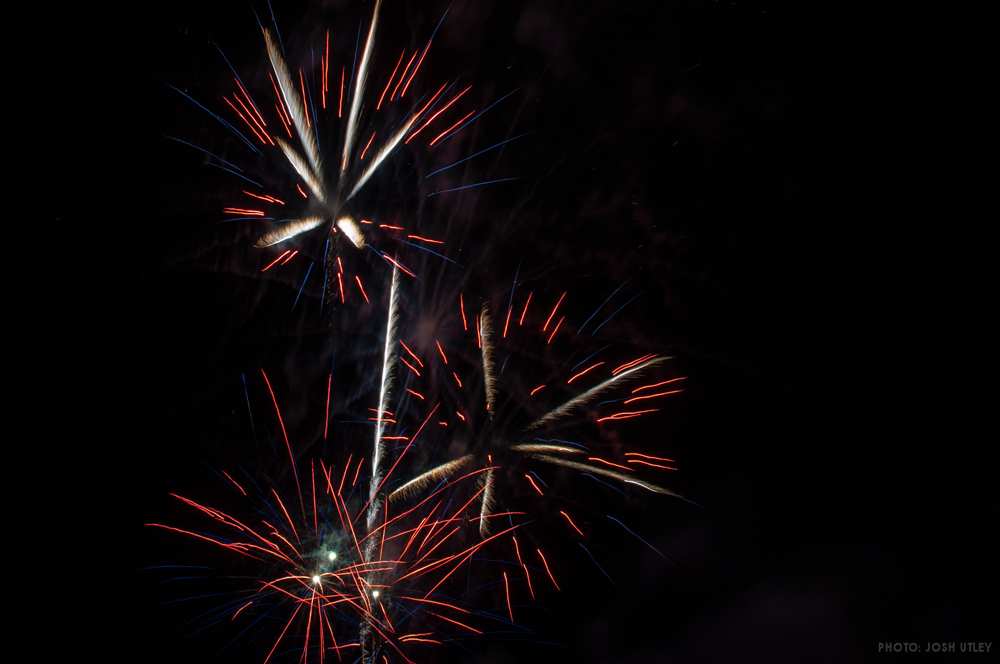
{"left": 312, "top": 574, "right": 322, "bottom": 584}
{"left": 327, "top": 551, "right": 338, "bottom": 562}
{"left": 336, "top": 216, "right": 366, "bottom": 249}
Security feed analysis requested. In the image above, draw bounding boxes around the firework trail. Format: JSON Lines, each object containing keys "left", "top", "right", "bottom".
{"left": 360, "top": 264, "right": 399, "bottom": 659}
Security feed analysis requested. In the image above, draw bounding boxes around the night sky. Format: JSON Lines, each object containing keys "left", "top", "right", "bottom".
{"left": 68, "top": 0, "right": 997, "bottom": 662}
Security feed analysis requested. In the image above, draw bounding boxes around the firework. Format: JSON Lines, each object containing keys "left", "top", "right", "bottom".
{"left": 154, "top": 3, "right": 690, "bottom": 661}
{"left": 146, "top": 451, "right": 508, "bottom": 664}
{"left": 382, "top": 286, "right": 688, "bottom": 528}
{"left": 169, "top": 0, "right": 523, "bottom": 311}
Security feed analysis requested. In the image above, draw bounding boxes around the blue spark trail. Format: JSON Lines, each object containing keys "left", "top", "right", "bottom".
{"left": 568, "top": 344, "right": 611, "bottom": 373}
{"left": 348, "top": 20, "right": 361, "bottom": 97}
{"left": 507, "top": 261, "right": 521, "bottom": 312}
{"left": 532, "top": 437, "right": 589, "bottom": 451}
{"left": 320, "top": 236, "right": 330, "bottom": 313}
{"left": 306, "top": 47, "right": 320, "bottom": 145}
{"left": 212, "top": 42, "right": 252, "bottom": 97}
{"left": 241, "top": 372, "right": 256, "bottom": 440}
{"left": 218, "top": 216, "right": 275, "bottom": 223}
{"left": 578, "top": 542, "right": 615, "bottom": 585}
{"left": 581, "top": 473, "right": 626, "bottom": 497}
{"left": 426, "top": 133, "right": 529, "bottom": 178}
{"left": 168, "top": 85, "right": 259, "bottom": 154}
{"left": 606, "top": 514, "right": 668, "bottom": 560}
{"left": 426, "top": 177, "right": 519, "bottom": 197}
{"left": 267, "top": 0, "right": 285, "bottom": 55}
{"left": 437, "top": 88, "right": 520, "bottom": 145}
{"left": 292, "top": 262, "right": 314, "bottom": 310}
{"left": 399, "top": 239, "right": 460, "bottom": 265}
{"left": 591, "top": 292, "right": 641, "bottom": 335}
{"left": 206, "top": 162, "right": 263, "bottom": 188}
{"left": 578, "top": 282, "right": 629, "bottom": 334}
{"left": 526, "top": 470, "right": 548, "bottom": 489}
{"left": 165, "top": 135, "right": 244, "bottom": 172}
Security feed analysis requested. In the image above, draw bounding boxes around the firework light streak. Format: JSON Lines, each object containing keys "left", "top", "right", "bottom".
{"left": 359, "top": 265, "right": 399, "bottom": 658}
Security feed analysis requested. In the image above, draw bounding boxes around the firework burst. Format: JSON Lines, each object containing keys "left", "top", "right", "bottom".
{"left": 146, "top": 449, "right": 515, "bottom": 664}
{"left": 168, "top": 0, "right": 523, "bottom": 314}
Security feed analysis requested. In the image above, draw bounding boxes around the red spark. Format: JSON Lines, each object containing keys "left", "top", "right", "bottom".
{"left": 338, "top": 66, "right": 345, "bottom": 118}
{"left": 354, "top": 276, "right": 370, "bottom": 303}
{"left": 407, "top": 234, "right": 445, "bottom": 245}
{"left": 559, "top": 510, "right": 584, "bottom": 537}
{"left": 428, "top": 109, "right": 476, "bottom": 146}
{"left": 435, "top": 339, "right": 449, "bottom": 364}
{"left": 298, "top": 68, "right": 311, "bottom": 128}
{"left": 622, "top": 389, "right": 683, "bottom": 405}
{"left": 232, "top": 601, "right": 253, "bottom": 621}
{"left": 377, "top": 50, "right": 406, "bottom": 111}
{"left": 596, "top": 408, "right": 660, "bottom": 423}
{"left": 397, "top": 596, "right": 470, "bottom": 614}
{"left": 524, "top": 473, "right": 544, "bottom": 496}
{"left": 351, "top": 457, "right": 364, "bottom": 488}
{"left": 529, "top": 384, "right": 546, "bottom": 397}
{"left": 502, "top": 571, "right": 514, "bottom": 622}
{"left": 627, "top": 459, "right": 678, "bottom": 470}
{"left": 323, "top": 29, "right": 329, "bottom": 109}
{"left": 222, "top": 470, "right": 247, "bottom": 496}
{"left": 512, "top": 536, "right": 535, "bottom": 600}
{"left": 587, "top": 456, "right": 633, "bottom": 472}
{"left": 400, "top": 40, "right": 432, "bottom": 98}
{"left": 223, "top": 96, "right": 270, "bottom": 145}
{"left": 536, "top": 548, "right": 560, "bottom": 591}
{"left": 271, "top": 487, "right": 301, "bottom": 544}
{"left": 427, "top": 611, "right": 482, "bottom": 635}
{"left": 359, "top": 131, "right": 377, "bottom": 160}
{"left": 260, "top": 369, "right": 304, "bottom": 516}
{"left": 631, "top": 377, "right": 688, "bottom": 393}
{"left": 624, "top": 452, "right": 676, "bottom": 462}
{"left": 391, "top": 51, "right": 418, "bottom": 102}
{"left": 380, "top": 253, "right": 416, "bottom": 278}
{"left": 567, "top": 361, "right": 605, "bottom": 384}
{"left": 324, "top": 372, "right": 332, "bottom": 440}
{"left": 400, "top": 341, "right": 425, "bottom": 368}
{"left": 264, "top": 604, "right": 302, "bottom": 664}
{"left": 519, "top": 292, "right": 533, "bottom": 326}
{"left": 611, "top": 353, "right": 657, "bottom": 376}
{"left": 546, "top": 316, "right": 565, "bottom": 344}
{"left": 542, "top": 292, "right": 567, "bottom": 332}
{"left": 224, "top": 207, "right": 265, "bottom": 216}
{"left": 400, "top": 357, "right": 421, "bottom": 377}
{"left": 405, "top": 85, "right": 473, "bottom": 144}
{"left": 243, "top": 191, "right": 284, "bottom": 205}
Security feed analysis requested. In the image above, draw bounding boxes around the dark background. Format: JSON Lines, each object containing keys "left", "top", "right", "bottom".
{"left": 66, "top": 0, "right": 994, "bottom": 662}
